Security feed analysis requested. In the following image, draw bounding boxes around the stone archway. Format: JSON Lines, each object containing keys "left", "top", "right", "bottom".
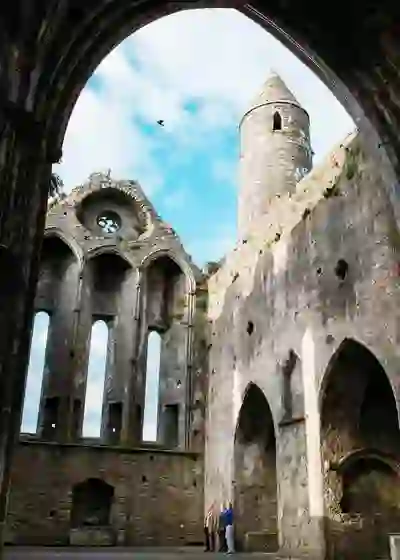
{"left": 320, "top": 338, "right": 400, "bottom": 559}
{"left": 234, "top": 383, "right": 278, "bottom": 552}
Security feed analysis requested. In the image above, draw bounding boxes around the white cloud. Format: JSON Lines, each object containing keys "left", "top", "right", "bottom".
{"left": 124, "top": 8, "right": 354, "bottom": 158}
{"left": 54, "top": 8, "right": 353, "bottom": 193}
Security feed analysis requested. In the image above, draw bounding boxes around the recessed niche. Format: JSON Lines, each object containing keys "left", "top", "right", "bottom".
{"left": 335, "top": 259, "right": 349, "bottom": 281}
{"left": 247, "top": 321, "right": 254, "bottom": 335}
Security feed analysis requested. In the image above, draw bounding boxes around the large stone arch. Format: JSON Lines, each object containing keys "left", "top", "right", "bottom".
{"left": 234, "top": 382, "right": 278, "bottom": 552}
{"left": 2, "top": 1, "right": 400, "bottom": 554}
{"left": 43, "top": 228, "right": 83, "bottom": 266}
{"left": 320, "top": 338, "right": 400, "bottom": 559}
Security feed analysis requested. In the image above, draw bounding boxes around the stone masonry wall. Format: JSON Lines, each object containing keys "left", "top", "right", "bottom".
{"left": 205, "top": 131, "right": 400, "bottom": 558}
{"left": 6, "top": 440, "right": 203, "bottom": 546}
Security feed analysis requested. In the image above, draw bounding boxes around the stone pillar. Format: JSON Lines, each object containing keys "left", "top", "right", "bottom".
{"left": 65, "top": 262, "right": 85, "bottom": 441}
{"left": 68, "top": 260, "right": 93, "bottom": 440}
{"left": 37, "top": 256, "right": 81, "bottom": 442}
{"left": 300, "top": 327, "right": 326, "bottom": 558}
{"left": 121, "top": 271, "right": 142, "bottom": 446}
{"left": 184, "top": 291, "right": 196, "bottom": 450}
{"left": 0, "top": 140, "right": 52, "bottom": 553}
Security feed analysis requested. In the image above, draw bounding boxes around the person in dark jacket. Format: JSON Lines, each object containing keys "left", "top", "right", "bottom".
{"left": 217, "top": 503, "right": 227, "bottom": 552}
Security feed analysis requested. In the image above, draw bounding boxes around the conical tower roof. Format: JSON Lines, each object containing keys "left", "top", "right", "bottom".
{"left": 248, "top": 72, "right": 302, "bottom": 110}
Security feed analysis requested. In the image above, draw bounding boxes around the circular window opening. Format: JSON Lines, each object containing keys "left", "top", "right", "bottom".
{"left": 97, "top": 211, "right": 121, "bottom": 234}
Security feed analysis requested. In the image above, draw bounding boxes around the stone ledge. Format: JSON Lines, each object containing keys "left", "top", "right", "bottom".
{"left": 278, "top": 415, "right": 305, "bottom": 428}
{"left": 18, "top": 437, "right": 201, "bottom": 459}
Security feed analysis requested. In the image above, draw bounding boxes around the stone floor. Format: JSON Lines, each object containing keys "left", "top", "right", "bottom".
{"left": 4, "top": 548, "right": 290, "bottom": 559}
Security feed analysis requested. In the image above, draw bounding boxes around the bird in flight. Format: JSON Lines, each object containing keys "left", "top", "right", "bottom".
{"left": 157, "top": 120, "right": 165, "bottom": 127}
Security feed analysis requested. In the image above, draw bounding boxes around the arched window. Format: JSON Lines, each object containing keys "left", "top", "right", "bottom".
{"left": 273, "top": 111, "right": 282, "bottom": 131}
{"left": 142, "top": 331, "right": 162, "bottom": 442}
{"left": 82, "top": 320, "right": 109, "bottom": 438}
{"left": 21, "top": 311, "right": 50, "bottom": 433}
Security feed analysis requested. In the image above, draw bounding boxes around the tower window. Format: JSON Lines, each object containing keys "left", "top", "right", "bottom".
{"left": 272, "top": 112, "right": 282, "bottom": 131}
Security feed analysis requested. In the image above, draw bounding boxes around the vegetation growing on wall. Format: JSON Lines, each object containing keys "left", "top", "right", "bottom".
{"left": 343, "top": 144, "right": 361, "bottom": 181}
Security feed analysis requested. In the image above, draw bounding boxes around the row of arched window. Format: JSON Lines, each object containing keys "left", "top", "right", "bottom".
{"left": 21, "top": 312, "right": 162, "bottom": 442}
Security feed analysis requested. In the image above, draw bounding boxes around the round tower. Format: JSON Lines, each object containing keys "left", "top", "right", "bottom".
{"left": 238, "top": 73, "right": 312, "bottom": 241}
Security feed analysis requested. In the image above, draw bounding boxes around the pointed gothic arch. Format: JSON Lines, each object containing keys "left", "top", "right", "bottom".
{"left": 139, "top": 254, "right": 189, "bottom": 448}
{"left": 272, "top": 111, "right": 282, "bottom": 131}
{"left": 320, "top": 338, "right": 400, "bottom": 559}
{"left": 234, "top": 383, "right": 278, "bottom": 552}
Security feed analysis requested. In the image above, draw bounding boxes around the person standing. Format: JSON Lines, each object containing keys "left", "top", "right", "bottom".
{"left": 204, "top": 503, "right": 215, "bottom": 552}
{"left": 217, "top": 503, "right": 227, "bottom": 552}
{"left": 224, "top": 501, "right": 235, "bottom": 554}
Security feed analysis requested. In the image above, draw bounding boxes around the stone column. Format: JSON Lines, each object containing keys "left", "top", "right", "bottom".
{"left": 68, "top": 260, "right": 93, "bottom": 440}
{"left": 184, "top": 291, "right": 195, "bottom": 449}
{"left": 0, "top": 139, "right": 53, "bottom": 553}
{"left": 300, "top": 327, "right": 326, "bottom": 558}
{"left": 37, "top": 255, "right": 81, "bottom": 442}
{"left": 120, "top": 270, "right": 142, "bottom": 446}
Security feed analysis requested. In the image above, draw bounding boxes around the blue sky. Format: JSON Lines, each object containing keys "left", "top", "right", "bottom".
{"left": 21, "top": 8, "right": 354, "bottom": 438}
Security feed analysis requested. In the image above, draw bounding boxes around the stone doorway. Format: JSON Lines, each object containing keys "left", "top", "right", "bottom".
{"left": 70, "top": 478, "right": 115, "bottom": 546}
{"left": 234, "top": 383, "right": 278, "bottom": 552}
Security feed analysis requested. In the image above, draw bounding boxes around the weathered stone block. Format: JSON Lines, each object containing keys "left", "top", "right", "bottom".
{"left": 69, "top": 527, "right": 116, "bottom": 546}
{"left": 244, "top": 530, "right": 278, "bottom": 552}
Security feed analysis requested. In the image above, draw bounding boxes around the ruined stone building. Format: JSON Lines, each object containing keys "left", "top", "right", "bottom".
{"left": 6, "top": 171, "right": 207, "bottom": 547}
{"left": 6, "top": 74, "right": 400, "bottom": 559}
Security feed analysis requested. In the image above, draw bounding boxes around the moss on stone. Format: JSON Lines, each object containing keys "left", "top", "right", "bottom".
{"left": 344, "top": 144, "right": 361, "bottom": 181}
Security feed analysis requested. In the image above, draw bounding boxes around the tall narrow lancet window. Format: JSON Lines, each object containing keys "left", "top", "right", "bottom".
{"left": 82, "top": 320, "right": 109, "bottom": 438}
{"left": 272, "top": 111, "right": 282, "bottom": 131}
{"left": 21, "top": 311, "right": 50, "bottom": 433}
{"left": 142, "top": 331, "right": 162, "bottom": 442}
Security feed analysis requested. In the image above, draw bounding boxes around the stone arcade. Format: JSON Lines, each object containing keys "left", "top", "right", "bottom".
{"left": 3, "top": 75, "right": 400, "bottom": 559}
